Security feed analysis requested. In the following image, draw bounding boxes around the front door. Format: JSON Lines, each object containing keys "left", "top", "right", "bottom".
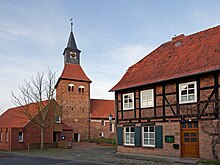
{"left": 181, "top": 122, "right": 199, "bottom": 158}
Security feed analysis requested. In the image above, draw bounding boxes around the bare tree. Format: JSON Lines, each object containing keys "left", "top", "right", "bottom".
{"left": 12, "top": 69, "right": 57, "bottom": 149}
{"left": 201, "top": 103, "right": 220, "bottom": 160}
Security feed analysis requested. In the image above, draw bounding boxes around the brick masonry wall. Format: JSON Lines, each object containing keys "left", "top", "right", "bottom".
{"left": 90, "top": 119, "right": 115, "bottom": 139}
{"left": 199, "top": 120, "right": 220, "bottom": 160}
{"left": 56, "top": 79, "right": 90, "bottom": 140}
{"left": 117, "top": 122, "right": 181, "bottom": 157}
{"left": 60, "top": 130, "right": 73, "bottom": 142}
{"left": 0, "top": 128, "right": 11, "bottom": 150}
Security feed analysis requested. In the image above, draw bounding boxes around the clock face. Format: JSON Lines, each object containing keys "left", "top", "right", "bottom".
{"left": 70, "top": 52, "right": 77, "bottom": 59}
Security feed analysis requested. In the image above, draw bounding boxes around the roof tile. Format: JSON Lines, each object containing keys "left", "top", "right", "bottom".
{"left": 111, "top": 25, "right": 220, "bottom": 91}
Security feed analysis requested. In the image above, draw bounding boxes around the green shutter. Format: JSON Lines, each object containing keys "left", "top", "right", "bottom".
{"left": 117, "top": 127, "right": 123, "bottom": 146}
{"left": 155, "top": 126, "right": 163, "bottom": 148}
{"left": 135, "top": 126, "right": 141, "bottom": 147}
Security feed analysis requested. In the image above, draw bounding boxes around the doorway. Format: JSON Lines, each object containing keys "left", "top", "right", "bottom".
{"left": 181, "top": 122, "right": 199, "bottom": 158}
{"left": 74, "top": 133, "right": 80, "bottom": 142}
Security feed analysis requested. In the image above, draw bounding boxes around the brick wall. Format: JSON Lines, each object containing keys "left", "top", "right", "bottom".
{"left": 0, "top": 128, "right": 11, "bottom": 150}
{"left": 199, "top": 120, "right": 220, "bottom": 160}
{"left": 56, "top": 79, "right": 90, "bottom": 140}
{"left": 117, "top": 122, "right": 181, "bottom": 157}
{"left": 90, "top": 119, "right": 115, "bottom": 139}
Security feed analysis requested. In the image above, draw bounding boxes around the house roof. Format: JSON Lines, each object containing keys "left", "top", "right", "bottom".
{"left": 56, "top": 64, "right": 91, "bottom": 85}
{"left": 111, "top": 25, "right": 220, "bottom": 91}
{"left": 90, "top": 99, "right": 115, "bottom": 119}
{"left": 0, "top": 100, "right": 49, "bottom": 128}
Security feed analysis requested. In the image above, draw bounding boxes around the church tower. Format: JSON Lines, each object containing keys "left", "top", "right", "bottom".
{"left": 56, "top": 22, "right": 92, "bottom": 140}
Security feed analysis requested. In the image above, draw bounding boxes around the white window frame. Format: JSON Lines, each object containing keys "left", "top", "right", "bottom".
{"left": 124, "top": 127, "right": 135, "bottom": 146}
{"left": 179, "top": 81, "right": 197, "bottom": 104}
{"left": 18, "top": 132, "right": 23, "bottom": 142}
{"left": 142, "top": 126, "right": 155, "bottom": 147}
{"left": 68, "top": 84, "right": 74, "bottom": 92}
{"left": 55, "top": 116, "right": 61, "bottom": 124}
{"left": 123, "top": 93, "right": 134, "bottom": 110}
{"left": 78, "top": 86, "right": 85, "bottom": 93}
{"left": 140, "top": 89, "right": 154, "bottom": 108}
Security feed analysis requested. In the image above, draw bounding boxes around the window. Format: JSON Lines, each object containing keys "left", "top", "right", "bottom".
{"left": 141, "top": 89, "right": 154, "bottom": 108}
{"left": 78, "top": 86, "right": 85, "bottom": 93}
{"left": 124, "top": 127, "right": 135, "bottom": 146}
{"left": 5, "top": 129, "right": 8, "bottom": 143}
{"left": 68, "top": 84, "right": 74, "bottom": 92}
{"left": 0, "top": 129, "right": 2, "bottom": 143}
{"left": 142, "top": 126, "right": 155, "bottom": 147}
{"left": 123, "top": 93, "right": 134, "bottom": 110}
{"left": 101, "top": 120, "right": 105, "bottom": 126}
{"left": 18, "top": 132, "right": 23, "bottom": 142}
{"left": 179, "top": 81, "right": 197, "bottom": 104}
{"left": 55, "top": 116, "right": 61, "bottom": 123}
{"left": 109, "top": 123, "right": 114, "bottom": 132}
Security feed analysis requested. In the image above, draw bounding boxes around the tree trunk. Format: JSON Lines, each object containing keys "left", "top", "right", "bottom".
{"left": 40, "top": 127, "right": 45, "bottom": 149}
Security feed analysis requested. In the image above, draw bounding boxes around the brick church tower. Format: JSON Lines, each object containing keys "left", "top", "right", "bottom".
{"left": 56, "top": 24, "right": 92, "bottom": 141}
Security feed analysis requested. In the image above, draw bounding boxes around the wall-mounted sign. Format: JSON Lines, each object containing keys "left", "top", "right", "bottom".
{"left": 165, "top": 135, "right": 175, "bottom": 143}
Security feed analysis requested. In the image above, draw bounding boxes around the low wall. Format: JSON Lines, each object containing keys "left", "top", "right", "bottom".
{"left": 28, "top": 142, "right": 58, "bottom": 150}
{"left": 58, "top": 142, "right": 72, "bottom": 149}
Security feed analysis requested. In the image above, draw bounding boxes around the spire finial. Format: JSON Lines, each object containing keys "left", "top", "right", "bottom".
{"left": 70, "top": 18, "right": 73, "bottom": 32}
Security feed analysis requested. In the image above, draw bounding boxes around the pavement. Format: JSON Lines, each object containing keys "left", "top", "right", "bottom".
{"left": 0, "top": 142, "right": 200, "bottom": 165}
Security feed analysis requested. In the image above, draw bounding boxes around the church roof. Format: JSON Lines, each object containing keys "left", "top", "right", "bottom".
{"left": 0, "top": 100, "right": 49, "bottom": 128}
{"left": 90, "top": 99, "right": 115, "bottom": 119}
{"left": 111, "top": 25, "right": 220, "bottom": 91}
{"left": 57, "top": 64, "right": 91, "bottom": 84}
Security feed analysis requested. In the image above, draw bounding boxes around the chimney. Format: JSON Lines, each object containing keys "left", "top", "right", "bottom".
{"left": 172, "top": 34, "right": 185, "bottom": 41}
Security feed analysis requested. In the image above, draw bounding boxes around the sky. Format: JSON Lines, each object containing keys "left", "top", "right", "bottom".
{"left": 0, "top": 0, "right": 219, "bottom": 114}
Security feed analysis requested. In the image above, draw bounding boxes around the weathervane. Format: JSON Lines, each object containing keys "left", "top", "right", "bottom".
{"left": 70, "top": 18, "right": 73, "bottom": 32}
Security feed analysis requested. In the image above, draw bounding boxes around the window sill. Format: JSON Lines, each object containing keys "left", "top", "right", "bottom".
{"left": 124, "top": 144, "right": 135, "bottom": 147}
{"left": 179, "top": 100, "right": 197, "bottom": 105}
{"left": 142, "top": 145, "right": 155, "bottom": 148}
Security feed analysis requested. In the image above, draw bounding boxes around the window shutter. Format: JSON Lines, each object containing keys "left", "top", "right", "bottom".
{"left": 155, "top": 126, "right": 163, "bottom": 148}
{"left": 117, "top": 127, "right": 123, "bottom": 146}
{"left": 135, "top": 126, "right": 141, "bottom": 147}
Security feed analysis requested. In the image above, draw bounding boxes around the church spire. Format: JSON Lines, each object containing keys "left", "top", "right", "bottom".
{"left": 63, "top": 19, "right": 81, "bottom": 65}
{"left": 66, "top": 19, "right": 78, "bottom": 51}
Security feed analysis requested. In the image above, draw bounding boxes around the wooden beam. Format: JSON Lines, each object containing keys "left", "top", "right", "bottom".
{"left": 164, "top": 96, "right": 176, "bottom": 116}
{"left": 201, "top": 89, "right": 215, "bottom": 114}
{"left": 197, "top": 78, "right": 201, "bottom": 116}
{"left": 176, "top": 81, "right": 180, "bottom": 116}
{"left": 162, "top": 83, "right": 166, "bottom": 121}
{"left": 214, "top": 72, "right": 219, "bottom": 118}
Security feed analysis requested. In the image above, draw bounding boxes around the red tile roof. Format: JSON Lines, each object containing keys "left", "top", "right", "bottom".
{"left": 0, "top": 100, "right": 49, "bottom": 128}
{"left": 111, "top": 25, "right": 220, "bottom": 91}
{"left": 59, "top": 64, "right": 91, "bottom": 82}
{"left": 90, "top": 99, "right": 115, "bottom": 119}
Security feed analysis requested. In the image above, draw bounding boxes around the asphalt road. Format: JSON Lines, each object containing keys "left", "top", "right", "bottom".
{"left": 0, "top": 154, "right": 103, "bottom": 165}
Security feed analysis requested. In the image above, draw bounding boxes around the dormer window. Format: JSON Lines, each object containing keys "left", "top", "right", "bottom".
{"left": 78, "top": 86, "right": 85, "bottom": 93}
{"left": 68, "top": 84, "right": 74, "bottom": 92}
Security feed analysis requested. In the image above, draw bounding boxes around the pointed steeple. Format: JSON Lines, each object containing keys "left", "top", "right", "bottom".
{"left": 66, "top": 31, "right": 78, "bottom": 50}
{"left": 63, "top": 19, "right": 81, "bottom": 65}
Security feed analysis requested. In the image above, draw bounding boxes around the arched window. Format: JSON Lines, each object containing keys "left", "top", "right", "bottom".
{"left": 78, "top": 86, "right": 85, "bottom": 93}
{"left": 68, "top": 84, "right": 74, "bottom": 92}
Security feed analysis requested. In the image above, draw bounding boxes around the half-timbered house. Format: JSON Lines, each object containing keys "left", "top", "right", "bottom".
{"left": 110, "top": 25, "right": 220, "bottom": 159}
